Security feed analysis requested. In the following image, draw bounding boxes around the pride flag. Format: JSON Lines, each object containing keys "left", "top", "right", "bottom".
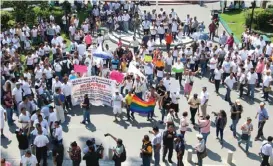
{"left": 130, "top": 95, "right": 156, "bottom": 114}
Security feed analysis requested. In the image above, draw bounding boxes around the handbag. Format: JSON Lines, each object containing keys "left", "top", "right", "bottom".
{"left": 189, "top": 76, "right": 194, "bottom": 86}
{"left": 197, "top": 147, "right": 207, "bottom": 159}
{"left": 241, "top": 133, "right": 249, "bottom": 140}
{"left": 264, "top": 86, "right": 271, "bottom": 92}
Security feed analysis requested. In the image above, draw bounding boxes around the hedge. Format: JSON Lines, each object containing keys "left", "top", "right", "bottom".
{"left": 1, "top": 11, "right": 13, "bottom": 29}
{"left": 245, "top": 8, "right": 273, "bottom": 30}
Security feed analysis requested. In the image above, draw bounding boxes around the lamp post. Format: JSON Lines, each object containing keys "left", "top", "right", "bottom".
{"left": 249, "top": 0, "right": 256, "bottom": 32}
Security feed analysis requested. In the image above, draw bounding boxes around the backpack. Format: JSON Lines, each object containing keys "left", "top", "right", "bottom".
{"left": 120, "top": 145, "right": 127, "bottom": 162}
{"left": 61, "top": 60, "right": 68, "bottom": 75}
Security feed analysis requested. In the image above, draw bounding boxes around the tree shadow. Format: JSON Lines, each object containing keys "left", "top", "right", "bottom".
{"left": 207, "top": 148, "right": 222, "bottom": 162}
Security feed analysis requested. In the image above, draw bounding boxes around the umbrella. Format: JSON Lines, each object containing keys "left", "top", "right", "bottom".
{"left": 93, "top": 49, "right": 113, "bottom": 59}
{"left": 191, "top": 32, "right": 209, "bottom": 41}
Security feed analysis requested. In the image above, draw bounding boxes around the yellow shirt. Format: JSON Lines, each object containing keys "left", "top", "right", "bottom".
{"left": 125, "top": 94, "right": 133, "bottom": 105}
{"left": 143, "top": 141, "right": 152, "bottom": 154}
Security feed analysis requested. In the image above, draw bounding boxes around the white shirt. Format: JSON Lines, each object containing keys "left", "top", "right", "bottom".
{"left": 62, "top": 83, "right": 72, "bottom": 96}
{"left": 151, "top": 132, "right": 162, "bottom": 146}
{"left": 33, "top": 119, "right": 48, "bottom": 131}
{"left": 34, "top": 134, "right": 49, "bottom": 147}
{"left": 31, "top": 127, "right": 48, "bottom": 136}
{"left": 54, "top": 126, "right": 63, "bottom": 140}
{"left": 214, "top": 68, "right": 223, "bottom": 80}
{"left": 142, "top": 21, "right": 151, "bottom": 29}
{"left": 19, "top": 112, "right": 31, "bottom": 128}
{"left": 224, "top": 76, "right": 236, "bottom": 89}
{"left": 163, "top": 78, "right": 171, "bottom": 91}
{"left": 222, "top": 61, "right": 231, "bottom": 73}
{"left": 247, "top": 72, "right": 258, "bottom": 85}
{"left": 166, "top": 113, "right": 174, "bottom": 123}
{"left": 180, "top": 117, "right": 189, "bottom": 131}
{"left": 48, "top": 112, "right": 57, "bottom": 129}
{"left": 144, "top": 63, "right": 154, "bottom": 75}
{"left": 12, "top": 87, "right": 23, "bottom": 103}
{"left": 41, "top": 106, "right": 49, "bottom": 118}
{"left": 171, "top": 92, "right": 180, "bottom": 104}
{"left": 111, "top": 94, "right": 123, "bottom": 108}
{"left": 265, "top": 44, "right": 272, "bottom": 55}
{"left": 263, "top": 75, "right": 272, "bottom": 87}
{"left": 122, "top": 14, "right": 130, "bottom": 21}
{"left": 165, "top": 56, "right": 173, "bottom": 66}
{"left": 209, "top": 58, "right": 218, "bottom": 69}
{"left": 200, "top": 91, "right": 209, "bottom": 105}
{"left": 77, "top": 44, "right": 86, "bottom": 56}
{"left": 20, "top": 154, "right": 38, "bottom": 166}
{"left": 260, "top": 141, "right": 273, "bottom": 158}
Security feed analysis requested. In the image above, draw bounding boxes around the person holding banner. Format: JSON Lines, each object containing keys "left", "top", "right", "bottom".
{"left": 125, "top": 91, "right": 134, "bottom": 121}
{"left": 111, "top": 90, "right": 123, "bottom": 122}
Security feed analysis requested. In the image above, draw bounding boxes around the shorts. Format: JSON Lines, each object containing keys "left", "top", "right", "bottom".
{"left": 113, "top": 107, "right": 122, "bottom": 114}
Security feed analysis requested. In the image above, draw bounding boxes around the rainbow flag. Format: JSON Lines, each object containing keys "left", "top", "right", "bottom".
{"left": 130, "top": 95, "right": 156, "bottom": 114}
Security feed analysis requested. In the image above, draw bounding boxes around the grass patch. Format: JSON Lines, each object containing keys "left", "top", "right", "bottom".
{"left": 220, "top": 10, "right": 246, "bottom": 42}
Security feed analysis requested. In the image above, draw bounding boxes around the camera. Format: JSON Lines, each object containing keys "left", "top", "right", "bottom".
{"left": 104, "top": 133, "right": 110, "bottom": 137}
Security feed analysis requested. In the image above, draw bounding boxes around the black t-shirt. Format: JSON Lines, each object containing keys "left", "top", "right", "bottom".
{"left": 16, "top": 134, "right": 29, "bottom": 150}
{"left": 83, "top": 97, "right": 90, "bottom": 109}
{"left": 230, "top": 104, "right": 242, "bottom": 120}
{"left": 83, "top": 151, "right": 100, "bottom": 166}
{"left": 163, "top": 130, "right": 176, "bottom": 146}
{"left": 162, "top": 96, "right": 172, "bottom": 109}
{"left": 156, "top": 85, "right": 166, "bottom": 96}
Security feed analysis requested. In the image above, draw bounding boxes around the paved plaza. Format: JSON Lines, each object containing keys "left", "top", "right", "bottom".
{"left": 1, "top": 2, "right": 273, "bottom": 166}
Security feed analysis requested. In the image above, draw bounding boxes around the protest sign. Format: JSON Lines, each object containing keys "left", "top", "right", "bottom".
{"left": 144, "top": 55, "right": 152, "bottom": 62}
{"left": 71, "top": 76, "right": 116, "bottom": 106}
{"left": 74, "top": 65, "right": 88, "bottom": 73}
{"left": 109, "top": 70, "right": 124, "bottom": 83}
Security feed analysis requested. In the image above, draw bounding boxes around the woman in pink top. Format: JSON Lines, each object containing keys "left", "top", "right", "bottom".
{"left": 117, "top": 37, "right": 122, "bottom": 47}
{"left": 84, "top": 32, "right": 92, "bottom": 48}
{"left": 255, "top": 57, "right": 265, "bottom": 87}
{"left": 1, "top": 158, "right": 12, "bottom": 166}
{"left": 180, "top": 112, "right": 189, "bottom": 136}
{"left": 198, "top": 115, "right": 211, "bottom": 144}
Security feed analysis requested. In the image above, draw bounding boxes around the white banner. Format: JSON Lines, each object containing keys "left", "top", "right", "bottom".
{"left": 71, "top": 76, "right": 116, "bottom": 106}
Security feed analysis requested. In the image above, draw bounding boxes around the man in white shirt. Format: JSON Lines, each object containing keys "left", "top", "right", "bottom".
{"left": 111, "top": 91, "right": 123, "bottom": 122}
{"left": 239, "top": 68, "right": 247, "bottom": 98}
{"left": 219, "top": 31, "right": 228, "bottom": 46}
{"left": 224, "top": 73, "right": 236, "bottom": 105}
{"left": 62, "top": 78, "right": 73, "bottom": 111}
{"left": 149, "top": 126, "right": 162, "bottom": 166}
{"left": 163, "top": 74, "right": 171, "bottom": 92}
{"left": 142, "top": 19, "right": 151, "bottom": 35}
{"left": 48, "top": 106, "right": 57, "bottom": 136}
{"left": 122, "top": 12, "right": 130, "bottom": 33}
{"left": 77, "top": 42, "right": 86, "bottom": 57}
{"left": 199, "top": 87, "right": 209, "bottom": 117}
{"left": 12, "top": 82, "right": 23, "bottom": 114}
{"left": 262, "top": 71, "right": 272, "bottom": 101}
{"left": 260, "top": 136, "right": 273, "bottom": 166}
{"left": 20, "top": 150, "right": 38, "bottom": 166}
{"left": 164, "top": 53, "right": 173, "bottom": 74}
{"left": 0, "top": 106, "right": 6, "bottom": 138}
{"left": 214, "top": 66, "right": 224, "bottom": 94}
{"left": 247, "top": 68, "right": 258, "bottom": 101}
{"left": 209, "top": 54, "right": 218, "bottom": 82}
{"left": 53, "top": 121, "right": 63, "bottom": 143}
{"left": 33, "top": 130, "right": 49, "bottom": 165}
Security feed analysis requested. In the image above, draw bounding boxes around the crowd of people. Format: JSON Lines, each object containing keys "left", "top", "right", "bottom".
{"left": 1, "top": 1, "right": 273, "bottom": 166}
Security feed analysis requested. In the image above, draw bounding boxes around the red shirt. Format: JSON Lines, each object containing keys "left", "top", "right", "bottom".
{"left": 165, "top": 34, "right": 172, "bottom": 44}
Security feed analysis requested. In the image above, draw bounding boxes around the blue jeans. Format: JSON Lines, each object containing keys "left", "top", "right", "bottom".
{"left": 230, "top": 119, "right": 239, "bottom": 137}
{"left": 6, "top": 108, "right": 13, "bottom": 125}
{"left": 200, "top": 62, "right": 207, "bottom": 76}
{"left": 225, "top": 87, "right": 231, "bottom": 104}
{"left": 247, "top": 84, "right": 255, "bottom": 100}
{"left": 183, "top": 25, "right": 189, "bottom": 35}
{"left": 198, "top": 157, "right": 203, "bottom": 166}
{"left": 153, "top": 146, "right": 161, "bottom": 166}
{"left": 146, "top": 74, "right": 153, "bottom": 87}
{"left": 157, "top": 77, "right": 162, "bottom": 84}
{"left": 123, "top": 21, "right": 129, "bottom": 32}
{"left": 82, "top": 109, "right": 90, "bottom": 123}
{"left": 201, "top": 132, "right": 210, "bottom": 144}
{"left": 238, "top": 135, "right": 251, "bottom": 152}
{"left": 142, "top": 156, "right": 151, "bottom": 166}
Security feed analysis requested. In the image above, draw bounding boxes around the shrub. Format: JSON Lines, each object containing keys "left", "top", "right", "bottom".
{"left": 245, "top": 8, "right": 273, "bottom": 30}
{"left": 50, "top": 7, "right": 64, "bottom": 25}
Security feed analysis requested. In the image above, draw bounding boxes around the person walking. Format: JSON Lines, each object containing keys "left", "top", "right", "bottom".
{"left": 198, "top": 115, "right": 211, "bottom": 145}
{"left": 53, "top": 88, "right": 65, "bottom": 123}
{"left": 214, "top": 66, "right": 223, "bottom": 94}
{"left": 16, "top": 128, "right": 30, "bottom": 157}
{"left": 246, "top": 68, "right": 258, "bottom": 102}
{"left": 107, "top": 133, "right": 125, "bottom": 166}
{"left": 125, "top": 91, "right": 134, "bottom": 121}
{"left": 33, "top": 130, "right": 49, "bottom": 166}
{"left": 175, "top": 134, "right": 185, "bottom": 166}
{"left": 188, "top": 94, "right": 201, "bottom": 126}
{"left": 162, "top": 125, "right": 176, "bottom": 163}
{"left": 179, "top": 112, "right": 189, "bottom": 136}
{"left": 214, "top": 110, "right": 227, "bottom": 144}
{"left": 195, "top": 134, "right": 207, "bottom": 166}
{"left": 255, "top": 102, "right": 269, "bottom": 141}
{"left": 68, "top": 141, "right": 81, "bottom": 166}
{"left": 161, "top": 92, "right": 172, "bottom": 124}
{"left": 199, "top": 87, "right": 209, "bottom": 117}
{"left": 149, "top": 126, "right": 162, "bottom": 166}
{"left": 111, "top": 90, "right": 123, "bottom": 122}
{"left": 80, "top": 94, "right": 91, "bottom": 124}
{"left": 140, "top": 135, "right": 152, "bottom": 166}
{"left": 230, "top": 99, "right": 243, "bottom": 138}
{"left": 224, "top": 73, "right": 236, "bottom": 105}
{"left": 238, "top": 117, "right": 253, "bottom": 154}
{"left": 260, "top": 136, "right": 273, "bottom": 166}
{"left": 52, "top": 140, "right": 64, "bottom": 166}
{"left": 262, "top": 71, "right": 272, "bottom": 102}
